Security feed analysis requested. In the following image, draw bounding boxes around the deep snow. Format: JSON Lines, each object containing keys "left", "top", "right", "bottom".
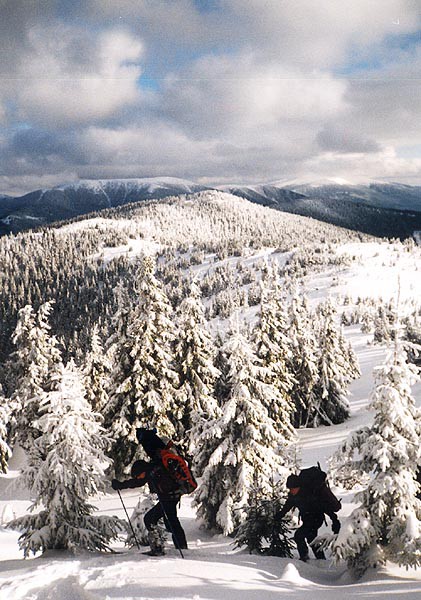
{"left": 0, "top": 240, "right": 420, "bottom": 600}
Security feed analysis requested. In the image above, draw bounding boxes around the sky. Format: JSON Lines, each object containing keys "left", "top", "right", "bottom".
{"left": 1, "top": 0, "right": 421, "bottom": 196}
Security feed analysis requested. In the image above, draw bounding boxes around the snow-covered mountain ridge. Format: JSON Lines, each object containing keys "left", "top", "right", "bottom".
{"left": 1, "top": 177, "right": 421, "bottom": 239}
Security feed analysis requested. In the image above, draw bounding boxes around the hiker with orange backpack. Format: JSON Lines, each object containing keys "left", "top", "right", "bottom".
{"left": 112, "top": 428, "right": 196, "bottom": 556}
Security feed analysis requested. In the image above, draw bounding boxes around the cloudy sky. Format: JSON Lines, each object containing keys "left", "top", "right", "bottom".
{"left": 1, "top": 0, "right": 421, "bottom": 195}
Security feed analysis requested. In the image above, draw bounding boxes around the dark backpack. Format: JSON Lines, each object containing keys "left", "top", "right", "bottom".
{"left": 298, "top": 464, "right": 341, "bottom": 514}
{"left": 158, "top": 443, "right": 197, "bottom": 496}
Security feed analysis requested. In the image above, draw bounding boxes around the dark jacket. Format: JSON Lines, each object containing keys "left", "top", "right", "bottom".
{"left": 115, "top": 460, "right": 182, "bottom": 500}
{"left": 278, "top": 488, "right": 338, "bottom": 522}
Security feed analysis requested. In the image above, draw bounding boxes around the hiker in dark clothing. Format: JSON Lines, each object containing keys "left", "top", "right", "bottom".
{"left": 112, "top": 428, "right": 187, "bottom": 555}
{"left": 277, "top": 474, "right": 341, "bottom": 562}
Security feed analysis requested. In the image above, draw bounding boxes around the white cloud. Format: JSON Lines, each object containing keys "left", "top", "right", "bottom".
{"left": 85, "top": 1, "right": 421, "bottom": 71}
{"left": 162, "top": 53, "right": 348, "bottom": 140}
{"left": 227, "top": 0, "right": 421, "bottom": 68}
{"left": 0, "top": 171, "right": 79, "bottom": 197}
{"left": 74, "top": 121, "right": 317, "bottom": 183}
{"left": 0, "top": 98, "right": 6, "bottom": 125}
{"left": 342, "top": 52, "right": 421, "bottom": 147}
{"left": 16, "top": 27, "right": 143, "bottom": 126}
{"left": 304, "top": 146, "right": 421, "bottom": 183}
{"left": 2, "top": 1, "right": 421, "bottom": 193}
{"left": 79, "top": 122, "right": 212, "bottom": 170}
{"left": 87, "top": 0, "right": 225, "bottom": 47}
{"left": 316, "top": 125, "right": 381, "bottom": 154}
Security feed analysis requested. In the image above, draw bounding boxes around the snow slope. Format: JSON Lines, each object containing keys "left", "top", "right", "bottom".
{"left": 0, "top": 327, "right": 419, "bottom": 599}
{"left": 0, "top": 240, "right": 420, "bottom": 599}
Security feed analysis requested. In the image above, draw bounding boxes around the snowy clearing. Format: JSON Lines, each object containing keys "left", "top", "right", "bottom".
{"left": 1, "top": 237, "right": 420, "bottom": 599}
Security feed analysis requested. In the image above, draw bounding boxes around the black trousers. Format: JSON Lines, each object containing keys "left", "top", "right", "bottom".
{"left": 294, "top": 514, "right": 325, "bottom": 559}
{"left": 144, "top": 498, "right": 187, "bottom": 549}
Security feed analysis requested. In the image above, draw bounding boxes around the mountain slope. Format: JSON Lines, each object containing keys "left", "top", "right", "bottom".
{"left": 0, "top": 178, "right": 209, "bottom": 235}
{"left": 282, "top": 181, "right": 421, "bottom": 212}
{"left": 223, "top": 182, "right": 421, "bottom": 239}
{"left": 0, "top": 190, "right": 369, "bottom": 363}
{"left": 2, "top": 178, "right": 421, "bottom": 239}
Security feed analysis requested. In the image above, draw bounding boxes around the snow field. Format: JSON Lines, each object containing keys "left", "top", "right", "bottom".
{"left": 0, "top": 238, "right": 420, "bottom": 599}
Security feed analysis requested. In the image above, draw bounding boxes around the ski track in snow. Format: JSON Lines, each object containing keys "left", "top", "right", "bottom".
{"left": 1, "top": 239, "right": 420, "bottom": 599}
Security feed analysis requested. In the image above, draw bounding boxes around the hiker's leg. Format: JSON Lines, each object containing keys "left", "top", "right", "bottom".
{"left": 307, "top": 515, "right": 325, "bottom": 559}
{"left": 160, "top": 499, "right": 188, "bottom": 549}
{"left": 144, "top": 502, "right": 164, "bottom": 530}
{"left": 294, "top": 524, "right": 309, "bottom": 560}
{"left": 144, "top": 502, "right": 165, "bottom": 555}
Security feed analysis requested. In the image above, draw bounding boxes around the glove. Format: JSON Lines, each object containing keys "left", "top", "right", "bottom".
{"left": 111, "top": 479, "right": 123, "bottom": 490}
{"left": 331, "top": 518, "right": 341, "bottom": 534}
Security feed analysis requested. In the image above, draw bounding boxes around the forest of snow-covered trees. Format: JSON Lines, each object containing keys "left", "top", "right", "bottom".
{"left": 0, "top": 191, "right": 368, "bottom": 362}
{"left": 0, "top": 191, "right": 420, "bottom": 578}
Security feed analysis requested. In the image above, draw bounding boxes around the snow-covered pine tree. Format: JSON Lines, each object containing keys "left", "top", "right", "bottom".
{"left": 192, "top": 331, "right": 226, "bottom": 478}
{"left": 339, "top": 334, "right": 361, "bottom": 383}
{"left": 234, "top": 475, "right": 294, "bottom": 557}
{"left": 213, "top": 331, "right": 230, "bottom": 404}
{"left": 83, "top": 324, "right": 111, "bottom": 413}
{"left": 327, "top": 341, "right": 421, "bottom": 576}
{"left": 253, "top": 278, "right": 295, "bottom": 432}
{"left": 0, "top": 385, "right": 11, "bottom": 473}
{"left": 287, "top": 293, "right": 320, "bottom": 427}
{"left": 310, "top": 305, "right": 351, "bottom": 426}
{"left": 194, "top": 324, "right": 294, "bottom": 535}
{"left": 174, "top": 281, "right": 220, "bottom": 455}
{"left": 10, "top": 302, "right": 63, "bottom": 450}
{"left": 126, "top": 493, "right": 156, "bottom": 547}
{"left": 403, "top": 310, "right": 421, "bottom": 366}
{"left": 106, "top": 256, "right": 180, "bottom": 476}
{"left": 373, "top": 304, "right": 394, "bottom": 344}
{"left": 8, "top": 362, "right": 124, "bottom": 556}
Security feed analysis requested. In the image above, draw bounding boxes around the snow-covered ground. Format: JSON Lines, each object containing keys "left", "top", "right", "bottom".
{"left": 1, "top": 240, "right": 420, "bottom": 599}
{"left": 1, "top": 334, "right": 420, "bottom": 599}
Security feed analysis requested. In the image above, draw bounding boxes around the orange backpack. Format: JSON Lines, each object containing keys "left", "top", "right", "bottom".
{"left": 158, "top": 444, "right": 198, "bottom": 495}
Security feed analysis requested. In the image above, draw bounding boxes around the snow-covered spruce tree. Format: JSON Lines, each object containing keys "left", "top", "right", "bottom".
{"left": 194, "top": 324, "right": 294, "bottom": 535}
{"left": 340, "top": 334, "right": 361, "bottom": 383}
{"left": 0, "top": 385, "right": 11, "bottom": 473}
{"left": 106, "top": 256, "right": 180, "bottom": 476}
{"left": 192, "top": 332, "right": 226, "bottom": 478}
{"left": 126, "top": 493, "right": 156, "bottom": 547}
{"left": 174, "top": 281, "right": 220, "bottom": 455}
{"left": 310, "top": 305, "right": 351, "bottom": 426}
{"left": 234, "top": 475, "right": 294, "bottom": 557}
{"left": 8, "top": 362, "right": 124, "bottom": 556}
{"left": 287, "top": 293, "right": 321, "bottom": 427}
{"left": 373, "top": 304, "right": 396, "bottom": 345}
{"left": 403, "top": 312, "right": 421, "bottom": 366}
{"left": 327, "top": 342, "right": 421, "bottom": 576}
{"left": 213, "top": 331, "right": 230, "bottom": 404}
{"left": 84, "top": 324, "right": 111, "bottom": 413}
{"left": 253, "top": 279, "right": 295, "bottom": 432}
{"left": 9, "top": 302, "right": 63, "bottom": 450}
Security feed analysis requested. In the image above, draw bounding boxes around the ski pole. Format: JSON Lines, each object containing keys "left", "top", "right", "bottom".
{"left": 117, "top": 489, "right": 141, "bottom": 550}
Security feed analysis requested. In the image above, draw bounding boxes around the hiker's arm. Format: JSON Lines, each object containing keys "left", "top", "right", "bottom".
{"left": 111, "top": 477, "right": 147, "bottom": 490}
{"left": 277, "top": 495, "right": 294, "bottom": 519}
{"left": 327, "top": 512, "right": 341, "bottom": 533}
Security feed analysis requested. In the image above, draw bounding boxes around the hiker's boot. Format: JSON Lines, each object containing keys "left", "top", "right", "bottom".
{"left": 147, "top": 527, "right": 165, "bottom": 556}
{"left": 313, "top": 545, "right": 326, "bottom": 560}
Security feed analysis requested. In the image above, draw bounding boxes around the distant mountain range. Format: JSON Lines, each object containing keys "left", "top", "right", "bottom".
{"left": 1, "top": 177, "right": 421, "bottom": 239}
